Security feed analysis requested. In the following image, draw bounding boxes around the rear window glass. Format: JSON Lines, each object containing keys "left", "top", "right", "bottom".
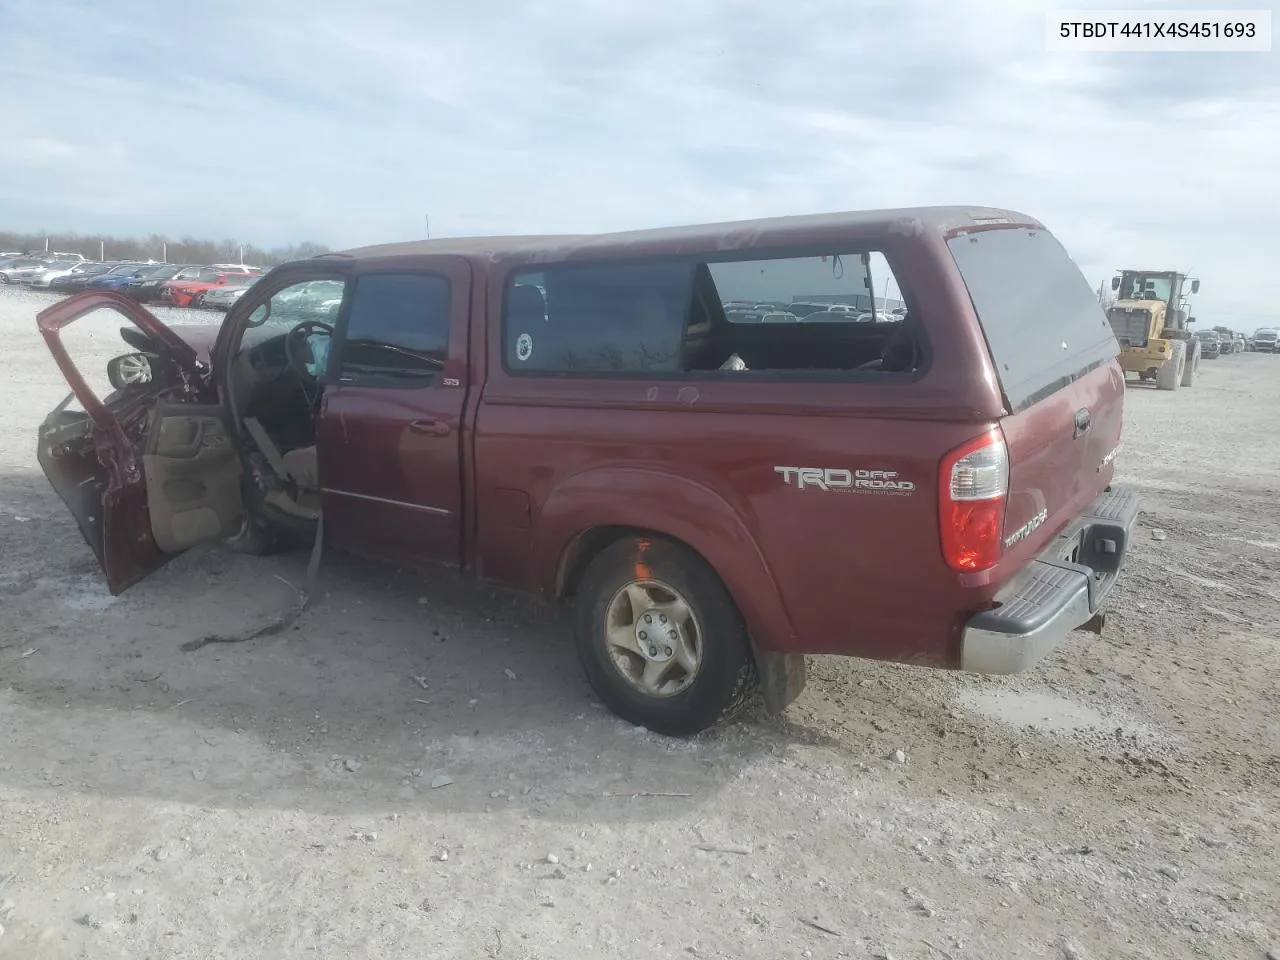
{"left": 947, "top": 227, "right": 1118, "bottom": 412}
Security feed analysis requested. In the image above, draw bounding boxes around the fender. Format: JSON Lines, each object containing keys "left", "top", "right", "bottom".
{"left": 530, "top": 465, "right": 799, "bottom": 656}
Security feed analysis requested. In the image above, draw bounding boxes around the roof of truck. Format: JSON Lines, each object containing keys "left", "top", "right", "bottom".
{"left": 331, "top": 205, "right": 1042, "bottom": 263}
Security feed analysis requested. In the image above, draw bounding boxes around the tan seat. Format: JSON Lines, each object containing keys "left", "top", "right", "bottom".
{"left": 282, "top": 446, "right": 319, "bottom": 490}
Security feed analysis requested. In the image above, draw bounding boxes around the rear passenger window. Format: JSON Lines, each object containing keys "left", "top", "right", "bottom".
{"left": 338, "top": 274, "right": 450, "bottom": 386}
{"left": 502, "top": 252, "right": 915, "bottom": 377}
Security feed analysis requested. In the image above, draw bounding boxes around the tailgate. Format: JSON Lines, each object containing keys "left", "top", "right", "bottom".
{"left": 998, "top": 360, "right": 1124, "bottom": 562}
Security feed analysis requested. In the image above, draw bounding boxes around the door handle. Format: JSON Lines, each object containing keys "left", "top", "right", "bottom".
{"left": 1074, "top": 408, "right": 1092, "bottom": 438}
{"left": 408, "top": 419, "right": 451, "bottom": 437}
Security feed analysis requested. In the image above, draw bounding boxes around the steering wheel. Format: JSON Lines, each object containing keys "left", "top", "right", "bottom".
{"left": 284, "top": 320, "right": 334, "bottom": 382}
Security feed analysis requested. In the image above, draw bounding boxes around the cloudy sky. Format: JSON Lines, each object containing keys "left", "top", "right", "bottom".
{"left": 1, "top": 0, "right": 1275, "bottom": 325}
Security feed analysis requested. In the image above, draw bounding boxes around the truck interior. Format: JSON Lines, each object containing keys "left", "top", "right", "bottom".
{"left": 114, "top": 301, "right": 334, "bottom": 552}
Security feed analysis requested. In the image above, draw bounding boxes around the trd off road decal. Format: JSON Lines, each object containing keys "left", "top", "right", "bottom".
{"left": 773, "top": 466, "right": 915, "bottom": 495}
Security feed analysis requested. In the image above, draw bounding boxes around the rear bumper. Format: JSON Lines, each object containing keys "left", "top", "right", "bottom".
{"left": 960, "top": 485, "right": 1140, "bottom": 674}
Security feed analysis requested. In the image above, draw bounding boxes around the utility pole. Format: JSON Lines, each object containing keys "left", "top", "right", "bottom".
{"left": 100, "top": 240, "right": 105, "bottom": 261}
{"left": 425, "top": 214, "right": 431, "bottom": 239}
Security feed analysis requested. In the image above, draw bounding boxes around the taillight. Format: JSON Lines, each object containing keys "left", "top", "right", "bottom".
{"left": 939, "top": 428, "right": 1009, "bottom": 572}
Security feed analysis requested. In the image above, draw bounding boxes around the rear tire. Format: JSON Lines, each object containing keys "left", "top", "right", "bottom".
{"left": 1156, "top": 341, "right": 1185, "bottom": 391}
{"left": 1181, "top": 339, "right": 1200, "bottom": 387}
{"left": 574, "top": 536, "right": 757, "bottom": 736}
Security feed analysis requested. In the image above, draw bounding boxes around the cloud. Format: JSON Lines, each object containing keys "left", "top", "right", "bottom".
{"left": 0, "top": 0, "right": 1275, "bottom": 325}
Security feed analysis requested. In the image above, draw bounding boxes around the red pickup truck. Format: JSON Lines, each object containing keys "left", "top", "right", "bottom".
{"left": 36, "top": 206, "right": 1137, "bottom": 735}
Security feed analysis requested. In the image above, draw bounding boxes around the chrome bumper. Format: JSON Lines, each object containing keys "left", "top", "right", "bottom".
{"left": 960, "top": 485, "right": 1140, "bottom": 674}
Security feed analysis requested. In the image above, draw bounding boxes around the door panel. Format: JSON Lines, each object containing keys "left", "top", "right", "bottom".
{"left": 142, "top": 403, "right": 243, "bottom": 553}
{"left": 33, "top": 291, "right": 221, "bottom": 593}
{"left": 37, "top": 396, "right": 110, "bottom": 572}
{"left": 319, "top": 386, "right": 464, "bottom": 564}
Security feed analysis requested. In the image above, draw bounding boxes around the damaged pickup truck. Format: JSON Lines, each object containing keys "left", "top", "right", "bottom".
{"left": 36, "top": 207, "right": 1138, "bottom": 735}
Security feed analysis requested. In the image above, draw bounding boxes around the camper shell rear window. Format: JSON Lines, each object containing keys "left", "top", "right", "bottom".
{"left": 947, "top": 227, "right": 1119, "bottom": 412}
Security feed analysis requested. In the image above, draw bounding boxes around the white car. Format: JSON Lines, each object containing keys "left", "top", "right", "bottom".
{"left": 201, "top": 277, "right": 261, "bottom": 310}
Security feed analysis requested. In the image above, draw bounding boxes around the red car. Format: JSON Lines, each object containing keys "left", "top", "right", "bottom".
{"left": 36, "top": 206, "right": 1137, "bottom": 735}
{"left": 161, "top": 265, "right": 261, "bottom": 307}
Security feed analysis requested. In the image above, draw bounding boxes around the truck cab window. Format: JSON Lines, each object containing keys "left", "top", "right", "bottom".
{"left": 336, "top": 273, "right": 450, "bottom": 386}
{"left": 502, "top": 251, "right": 916, "bottom": 378}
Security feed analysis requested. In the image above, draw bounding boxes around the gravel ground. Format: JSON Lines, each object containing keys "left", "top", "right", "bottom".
{"left": 0, "top": 284, "right": 1277, "bottom": 960}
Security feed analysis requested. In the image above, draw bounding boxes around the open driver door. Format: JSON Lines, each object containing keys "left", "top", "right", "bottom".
{"left": 35, "top": 291, "right": 245, "bottom": 595}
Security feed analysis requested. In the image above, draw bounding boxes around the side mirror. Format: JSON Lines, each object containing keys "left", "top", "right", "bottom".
{"left": 107, "top": 352, "right": 156, "bottom": 390}
{"left": 1191, "top": 279, "right": 1200, "bottom": 294}
{"left": 1110, "top": 276, "right": 1120, "bottom": 291}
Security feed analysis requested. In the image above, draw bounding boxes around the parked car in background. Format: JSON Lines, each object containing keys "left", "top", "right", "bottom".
{"left": 30, "top": 260, "right": 102, "bottom": 289}
{"left": 784, "top": 301, "right": 845, "bottom": 318}
{"left": 84, "top": 262, "right": 153, "bottom": 293}
{"left": 162, "top": 268, "right": 252, "bottom": 307}
{"left": 0, "top": 257, "right": 60, "bottom": 283}
{"left": 119, "top": 264, "right": 187, "bottom": 300}
{"left": 48, "top": 261, "right": 117, "bottom": 293}
{"left": 1213, "top": 330, "right": 1244, "bottom": 355}
{"left": 724, "top": 308, "right": 800, "bottom": 324}
{"left": 805, "top": 308, "right": 874, "bottom": 322}
{"left": 1253, "top": 328, "right": 1279, "bottom": 353}
{"left": 119, "top": 265, "right": 197, "bottom": 299}
{"left": 211, "top": 263, "right": 265, "bottom": 276}
{"left": 1212, "top": 327, "right": 1244, "bottom": 354}
{"left": 1193, "top": 328, "right": 1223, "bottom": 359}
{"left": 199, "top": 274, "right": 261, "bottom": 310}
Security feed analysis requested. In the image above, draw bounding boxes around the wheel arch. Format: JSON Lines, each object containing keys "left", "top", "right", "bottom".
{"left": 532, "top": 467, "right": 798, "bottom": 654}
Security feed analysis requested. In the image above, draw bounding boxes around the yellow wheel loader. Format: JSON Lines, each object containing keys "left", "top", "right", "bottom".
{"left": 1106, "top": 270, "right": 1202, "bottom": 391}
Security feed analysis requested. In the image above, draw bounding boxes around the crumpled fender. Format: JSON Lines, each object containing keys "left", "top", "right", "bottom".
{"left": 531, "top": 465, "right": 797, "bottom": 654}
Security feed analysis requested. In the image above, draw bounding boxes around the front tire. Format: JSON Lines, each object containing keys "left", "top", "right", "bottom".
{"left": 1156, "top": 341, "right": 1185, "bottom": 391}
{"left": 1181, "top": 339, "right": 1200, "bottom": 387}
{"left": 574, "top": 536, "right": 757, "bottom": 736}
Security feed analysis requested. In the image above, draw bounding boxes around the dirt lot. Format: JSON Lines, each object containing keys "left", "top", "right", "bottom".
{"left": 0, "top": 285, "right": 1277, "bottom": 960}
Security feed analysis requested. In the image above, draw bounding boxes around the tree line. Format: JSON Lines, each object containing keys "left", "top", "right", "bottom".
{"left": 0, "top": 229, "right": 330, "bottom": 267}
